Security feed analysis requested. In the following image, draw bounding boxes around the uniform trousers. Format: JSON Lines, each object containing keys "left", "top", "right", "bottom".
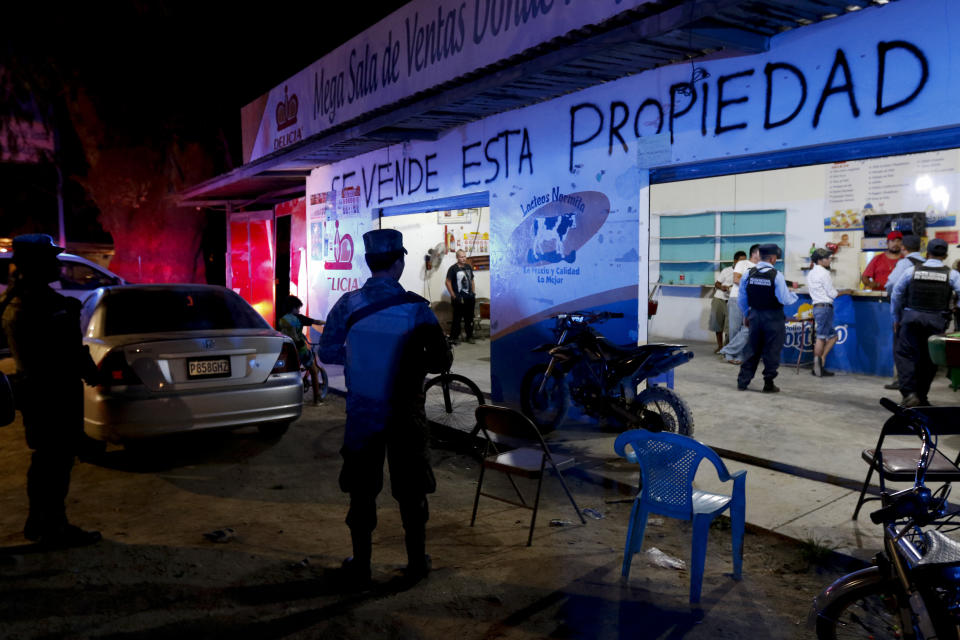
{"left": 339, "top": 415, "right": 436, "bottom": 566}
{"left": 737, "top": 308, "right": 787, "bottom": 387}
{"left": 895, "top": 308, "right": 950, "bottom": 400}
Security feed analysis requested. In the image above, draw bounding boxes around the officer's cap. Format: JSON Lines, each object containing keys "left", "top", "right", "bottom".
{"left": 12, "top": 233, "right": 64, "bottom": 263}
{"left": 362, "top": 229, "right": 407, "bottom": 255}
{"left": 810, "top": 248, "right": 832, "bottom": 262}
{"left": 927, "top": 237, "right": 948, "bottom": 257}
{"left": 758, "top": 243, "right": 782, "bottom": 258}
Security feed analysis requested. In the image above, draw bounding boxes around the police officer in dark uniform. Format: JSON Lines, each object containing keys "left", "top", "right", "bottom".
{"left": 890, "top": 238, "right": 960, "bottom": 407}
{"left": 319, "top": 229, "right": 451, "bottom": 588}
{"left": 0, "top": 234, "right": 102, "bottom": 547}
{"left": 736, "top": 244, "right": 798, "bottom": 393}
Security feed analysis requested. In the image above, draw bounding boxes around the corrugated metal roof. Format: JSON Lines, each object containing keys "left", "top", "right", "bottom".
{"left": 180, "top": 0, "right": 896, "bottom": 208}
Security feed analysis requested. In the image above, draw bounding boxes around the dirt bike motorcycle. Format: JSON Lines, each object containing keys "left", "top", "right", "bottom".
{"left": 811, "top": 398, "right": 960, "bottom": 639}
{"left": 519, "top": 311, "right": 694, "bottom": 434}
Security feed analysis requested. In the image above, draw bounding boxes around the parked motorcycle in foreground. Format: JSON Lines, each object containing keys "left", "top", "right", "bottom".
{"left": 520, "top": 310, "right": 694, "bottom": 434}
{"left": 811, "top": 398, "right": 960, "bottom": 639}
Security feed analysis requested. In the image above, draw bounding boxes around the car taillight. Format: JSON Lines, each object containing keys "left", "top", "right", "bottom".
{"left": 98, "top": 349, "right": 141, "bottom": 386}
{"left": 272, "top": 342, "right": 300, "bottom": 373}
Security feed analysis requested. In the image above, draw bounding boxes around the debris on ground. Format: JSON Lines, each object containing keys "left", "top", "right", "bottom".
{"left": 646, "top": 547, "right": 686, "bottom": 570}
{"left": 582, "top": 507, "right": 605, "bottom": 520}
{"left": 202, "top": 528, "right": 237, "bottom": 543}
{"left": 549, "top": 519, "right": 574, "bottom": 527}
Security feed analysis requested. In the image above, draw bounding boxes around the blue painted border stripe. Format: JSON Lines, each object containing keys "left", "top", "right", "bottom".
{"left": 379, "top": 191, "right": 489, "bottom": 217}
{"left": 650, "top": 126, "right": 960, "bottom": 184}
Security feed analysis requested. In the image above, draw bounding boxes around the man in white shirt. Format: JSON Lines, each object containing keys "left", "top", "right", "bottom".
{"left": 718, "top": 244, "right": 759, "bottom": 364}
{"left": 806, "top": 248, "right": 852, "bottom": 377}
{"left": 710, "top": 255, "right": 740, "bottom": 352}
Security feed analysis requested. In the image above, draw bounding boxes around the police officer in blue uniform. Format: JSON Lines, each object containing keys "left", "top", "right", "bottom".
{"left": 0, "top": 234, "right": 102, "bottom": 547}
{"left": 319, "top": 229, "right": 451, "bottom": 588}
{"left": 890, "top": 237, "right": 960, "bottom": 407}
{"left": 736, "top": 244, "right": 798, "bottom": 393}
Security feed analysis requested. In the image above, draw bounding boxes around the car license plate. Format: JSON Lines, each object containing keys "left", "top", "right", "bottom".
{"left": 187, "top": 357, "right": 231, "bottom": 379}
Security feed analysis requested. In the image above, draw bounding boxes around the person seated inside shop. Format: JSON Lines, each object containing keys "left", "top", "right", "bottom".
{"left": 861, "top": 231, "right": 903, "bottom": 291}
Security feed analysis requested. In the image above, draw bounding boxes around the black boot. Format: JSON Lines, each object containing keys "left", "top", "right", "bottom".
{"left": 762, "top": 379, "right": 780, "bottom": 393}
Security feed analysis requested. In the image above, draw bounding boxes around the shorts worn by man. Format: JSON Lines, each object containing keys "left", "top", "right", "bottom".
{"left": 319, "top": 228, "right": 451, "bottom": 588}
{"left": 736, "top": 244, "right": 798, "bottom": 393}
{"left": 890, "top": 238, "right": 960, "bottom": 407}
{"left": 0, "top": 234, "right": 102, "bottom": 548}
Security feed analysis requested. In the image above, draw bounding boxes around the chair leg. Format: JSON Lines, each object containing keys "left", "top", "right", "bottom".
{"left": 690, "top": 514, "right": 712, "bottom": 604}
{"left": 506, "top": 471, "right": 527, "bottom": 507}
{"left": 730, "top": 501, "right": 745, "bottom": 580}
{"left": 852, "top": 463, "right": 876, "bottom": 521}
{"left": 550, "top": 461, "right": 586, "bottom": 524}
{"left": 622, "top": 499, "right": 648, "bottom": 579}
{"left": 527, "top": 459, "right": 546, "bottom": 547}
{"left": 471, "top": 463, "right": 486, "bottom": 526}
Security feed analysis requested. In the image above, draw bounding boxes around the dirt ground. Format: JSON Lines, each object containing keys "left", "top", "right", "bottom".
{"left": 0, "top": 395, "right": 852, "bottom": 639}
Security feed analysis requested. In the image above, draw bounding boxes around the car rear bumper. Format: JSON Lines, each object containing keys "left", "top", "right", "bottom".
{"left": 84, "top": 373, "right": 303, "bottom": 442}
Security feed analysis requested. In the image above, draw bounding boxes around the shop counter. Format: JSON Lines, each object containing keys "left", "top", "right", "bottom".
{"left": 781, "top": 291, "right": 893, "bottom": 377}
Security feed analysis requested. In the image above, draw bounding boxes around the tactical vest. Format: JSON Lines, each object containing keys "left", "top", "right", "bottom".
{"left": 345, "top": 300, "right": 422, "bottom": 404}
{"left": 745, "top": 267, "right": 781, "bottom": 310}
{"left": 907, "top": 264, "right": 952, "bottom": 312}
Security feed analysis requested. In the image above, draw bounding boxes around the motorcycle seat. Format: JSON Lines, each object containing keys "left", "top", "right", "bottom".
{"left": 915, "top": 529, "right": 960, "bottom": 573}
{"left": 595, "top": 339, "right": 686, "bottom": 362}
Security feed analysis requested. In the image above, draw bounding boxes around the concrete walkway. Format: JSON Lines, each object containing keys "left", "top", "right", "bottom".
{"left": 325, "top": 334, "right": 960, "bottom": 561}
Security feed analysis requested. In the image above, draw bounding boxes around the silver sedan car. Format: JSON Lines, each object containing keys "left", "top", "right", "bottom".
{"left": 80, "top": 284, "right": 303, "bottom": 443}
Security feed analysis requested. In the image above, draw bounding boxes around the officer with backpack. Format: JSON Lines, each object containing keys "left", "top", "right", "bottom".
{"left": 319, "top": 229, "right": 451, "bottom": 589}
{"left": 736, "top": 244, "right": 798, "bottom": 393}
{"left": 890, "top": 237, "right": 960, "bottom": 407}
{"left": 0, "top": 234, "right": 102, "bottom": 548}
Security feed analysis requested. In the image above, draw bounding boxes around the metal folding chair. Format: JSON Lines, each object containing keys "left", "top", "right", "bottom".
{"left": 471, "top": 405, "right": 585, "bottom": 546}
{"left": 852, "top": 405, "right": 960, "bottom": 520}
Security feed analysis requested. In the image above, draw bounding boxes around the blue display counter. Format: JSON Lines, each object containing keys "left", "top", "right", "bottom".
{"left": 781, "top": 293, "right": 893, "bottom": 377}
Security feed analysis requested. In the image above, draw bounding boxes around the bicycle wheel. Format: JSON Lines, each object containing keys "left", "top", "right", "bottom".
{"left": 815, "top": 574, "right": 910, "bottom": 639}
{"left": 424, "top": 373, "right": 485, "bottom": 434}
{"left": 629, "top": 385, "right": 694, "bottom": 437}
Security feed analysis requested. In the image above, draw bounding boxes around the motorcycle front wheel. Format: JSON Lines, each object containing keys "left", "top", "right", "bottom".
{"left": 815, "top": 578, "right": 913, "bottom": 640}
{"left": 520, "top": 364, "right": 570, "bottom": 434}
{"left": 630, "top": 385, "right": 694, "bottom": 437}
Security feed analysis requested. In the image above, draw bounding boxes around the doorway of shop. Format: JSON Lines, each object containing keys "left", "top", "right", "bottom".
{"left": 378, "top": 198, "right": 492, "bottom": 397}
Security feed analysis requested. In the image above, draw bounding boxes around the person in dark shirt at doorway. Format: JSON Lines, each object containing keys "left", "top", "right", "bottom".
{"left": 445, "top": 250, "right": 475, "bottom": 345}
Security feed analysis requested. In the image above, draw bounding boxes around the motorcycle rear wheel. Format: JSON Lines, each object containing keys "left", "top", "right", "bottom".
{"left": 815, "top": 578, "right": 913, "bottom": 640}
{"left": 630, "top": 385, "right": 694, "bottom": 437}
{"left": 520, "top": 364, "right": 570, "bottom": 434}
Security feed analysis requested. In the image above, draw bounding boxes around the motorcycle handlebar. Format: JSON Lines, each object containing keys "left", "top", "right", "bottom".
{"left": 870, "top": 487, "right": 934, "bottom": 525}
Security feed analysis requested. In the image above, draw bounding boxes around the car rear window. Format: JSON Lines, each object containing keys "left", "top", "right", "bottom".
{"left": 100, "top": 288, "right": 271, "bottom": 335}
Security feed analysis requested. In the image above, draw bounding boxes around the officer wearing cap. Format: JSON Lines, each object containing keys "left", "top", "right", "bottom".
{"left": 881, "top": 234, "right": 924, "bottom": 391}
{"left": 0, "top": 234, "right": 102, "bottom": 547}
{"left": 319, "top": 228, "right": 451, "bottom": 588}
{"left": 736, "top": 244, "right": 798, "bottom": 393}
{"left": 890, "top": 237, "right": 960, "bottom": 407}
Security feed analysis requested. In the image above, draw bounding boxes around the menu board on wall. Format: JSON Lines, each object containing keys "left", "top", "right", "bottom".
{"left": 825, "top": 150, "right": 960, "bottom": 231}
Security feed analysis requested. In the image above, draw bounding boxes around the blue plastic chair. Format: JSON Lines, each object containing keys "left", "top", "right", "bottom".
{"left": 614, "top": 429, "right": 746, "bottom": 604}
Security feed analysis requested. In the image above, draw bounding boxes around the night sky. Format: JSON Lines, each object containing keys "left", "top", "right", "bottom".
{"left": 0, "top": 0, "right": 410, "bottom": 242}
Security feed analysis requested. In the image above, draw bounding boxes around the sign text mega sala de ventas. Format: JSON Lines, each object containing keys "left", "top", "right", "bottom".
{"left": 243, "top": 0, "right": 656, "bottom": 161}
